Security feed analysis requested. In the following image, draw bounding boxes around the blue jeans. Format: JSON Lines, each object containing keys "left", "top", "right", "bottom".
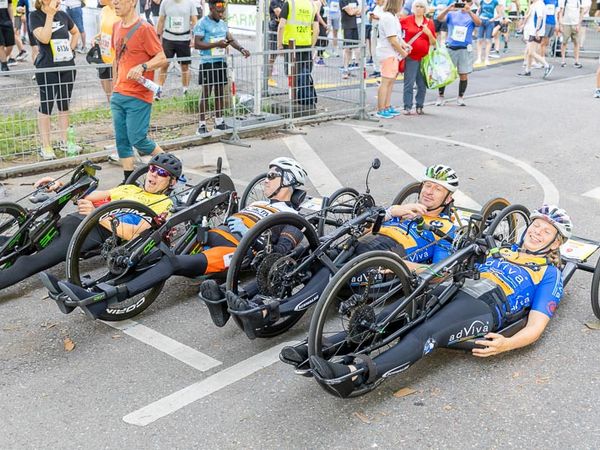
{"left": 66, "top": 6, "right": 85, "bottom": 34}
{"left": 477, "top": 19, "right": 495, "bottom": 40}
{"left": 403, "top": 57, "right": 426, "bottom": 110}
{"left": 110, "top": 93, "right": 157, "bottom": 158}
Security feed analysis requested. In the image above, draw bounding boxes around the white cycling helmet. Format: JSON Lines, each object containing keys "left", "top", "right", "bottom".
{"left": 269, "top": 157, "right": 308, "bottom": 187}
{"left": 422, "top": 164, "right": 460, "bottom": 193}
{"left": 530, "top": 204, "right": 573, "bottom": 240}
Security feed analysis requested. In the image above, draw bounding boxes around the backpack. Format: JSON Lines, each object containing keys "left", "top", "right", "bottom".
{"left": 296, "top": 68, "right": 317, "bottom": 107}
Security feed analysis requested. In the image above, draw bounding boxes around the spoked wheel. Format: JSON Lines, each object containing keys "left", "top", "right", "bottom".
{"left": 0, "top": 202, "right": 28, "bottom": 269}
{"left": 66, "top": 200, "right": 166, "bottom": 321}
{"left": 125, "top": 164, "right": 149, "bottom": 188}
{"left": 226, "top": 212, "right": 321, "bottom": 338}
{"left": 591, "top": 257, "right": 600, "bottom": 320}
{"left": 308, "top": 250, "right": 414, "bottom": 397}
{"left": 239, "top": 173, "right": 267, "bottom": 209}
{"left": 185, "top": 174, "right": 237, "bottom": 227}
{"left": 391, "top": 181, "right": 421, "bottom": 206}
{"left": 320, "top": 187, "right": 360, "bottom": 237}
{"left": 486, "top": 204, "right": 531, "bottom": 247}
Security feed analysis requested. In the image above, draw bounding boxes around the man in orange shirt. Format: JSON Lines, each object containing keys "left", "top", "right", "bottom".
{"left": 111, "top": 0, "right": 167, "bottom": 183}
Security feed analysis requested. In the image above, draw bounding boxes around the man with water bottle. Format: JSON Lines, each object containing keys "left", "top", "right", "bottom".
{"left": 110, "top": 0, "right": 167, "bottom": 183}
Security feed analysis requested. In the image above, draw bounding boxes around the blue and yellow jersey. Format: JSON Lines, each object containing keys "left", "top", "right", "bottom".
{"left": 477, "top": 245, "right": 563, "bottom": 318}
{"left": 377, "top": 214, "right": 456, "bottom": 264}
{"left": 107, "top": 185, "right": 173, "bottom": 226}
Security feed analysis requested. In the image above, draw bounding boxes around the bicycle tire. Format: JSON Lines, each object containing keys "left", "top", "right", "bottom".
{"left": 66, "top": 200, "right": 165, "bottom": 321}
{"left": 591, "top": 257, "right": 600, "bottom": 320}
{"left": 321, "top": 187, "right": 360, "bottom": 236}
{"left": 226, "top": 212, "right": 320, "bottom": 338}
{"left": 308, "top": 250, "right": 414, "bottom": 397}
{"left": 391, "top": 181, "right": 421, "bottom": 206}
{"left": 185, "top": 174, "right": 237, "bottom": 227}
{"left": 125, "top": 165, "right": 149, "bottom": 188}
{"left": 239, "top": 172, "right": 267, "bottom": 209}
{"left": 479, "top": 197, "right": 511, "bottom": 234}
{"left": 486, "top": 204, "right": 531, "bottom": 247}
{"left": 0, "top": 202, "right": 28, "bottom": 269}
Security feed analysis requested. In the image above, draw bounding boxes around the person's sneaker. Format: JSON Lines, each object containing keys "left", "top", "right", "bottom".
{"left": 215, "top": 122, "right": 232, "bottom": 131}
{"left": 402, "top": 109, "right": 413, "bottom": 115}
{"left": 517, "top": 71, "right": 531, "bottom": 77}
{"left": 322, "top": 50, "right": 331, "bottom": 58}
{"left": 543, "top": 64, "right": 554, "bottom": 79}
{"left": 196, "top": 124, "right": 210, "bottom": 136}
{"left": 503, "top": 45, "right": 509, "bottom": 53}
{"left": 474, "top": 58, "right": 482, "bottom": 65}
{"left": 366, "top": 57, "right": 373, "bottom": 65}
{"left": 38, "top": 146, "right": 56, "bottom": 160}
{"left": 374, "top": 110, "right": 394, "bottom": 119}
{"left": 268, "top": 78, "right": 277, "bottom": 87}
{"left": 435, "top": 96, "right": 445, "bottom": 106}
{"left": 594, "top": 89, "right": 600, "bottom": 99}
{"left": 574, "top": 62, "right": 583, "bottom": 69}
{"left": 0, "top": 62, "right": 8, "bottom": 72}
{"left": 386, "top": 106, "right": 401, "bottom": 116}
{"left": 484, "top": 58, "right": 490, "bottom": 66}
{"left": 342, "top": 70, "right": 349, "bottom": 80}
{"left": 316, "top": 57, "right": 325, "bottom": 66}
{"left": 457, "top": 97, "right": 466, "bottom": 106}
{"left": 7, "top": 58, "right": 16, "bottom": 66}
{"left": 76, "top": 46, "right": 88, "bottom": 54}
{"left": 560, "top": 62, "right": 566, "bottom": 67}
{"left": 108, "top": 152, "right": 120, "bottom": 163}
{"left": 489, "top": 52, "right": 500, "bottom": 59}
{"left": 370, "top": 71, "right": 381, "bottom": 78}
{"left": 15, "top": 49, "right": 28, "bottom": 61}
{"left": 531, "top": 62, "right": 543, "bottom": 69}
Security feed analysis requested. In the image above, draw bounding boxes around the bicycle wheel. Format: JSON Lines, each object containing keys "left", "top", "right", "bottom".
{"left": 321, "top": 187, "right": 360, "bottom": 237}
{"left": 486, "top": 204, "right": 531, "bottom": 247}
{"left": 391, "top": 181, "right": 421, "bottom": 206}
{"left": 308, "top": 250, "right": 414, "bottom": 397}
{"left": 0, "top": 202, "right": 28, "bottom": 269}
{"left": 239, "top": 172, "right": 267, "bottom": 209}
{"left": 226, "top": 212, "right": 321, "bottom": 338}
{"left": 66, "top": 200, "right": 166, "bottom": 321}
{"left": 591, "top": 257, "right": 600, "bottom": 320}
{"left": 125, "top": 164, "right": 149, "bottom": 188}
{"left": 479, "top": 197, "right": 511, "bottom": 234}
{"left": 185, "top": 174, "right": 237, "bottom": 227}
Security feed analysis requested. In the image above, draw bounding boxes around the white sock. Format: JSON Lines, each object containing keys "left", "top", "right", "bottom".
{"left": 199, "top": 120, "right": 206, "bottom": 127}
{"left": 215, "top": 117, "right": 224, "bottom": 125}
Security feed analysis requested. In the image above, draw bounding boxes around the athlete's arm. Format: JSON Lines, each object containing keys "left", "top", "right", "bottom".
{"left": 83, "top": 189, "right": 110, "bottom": 202}
{"left": 472, "top": 310, "right": 549, "bottom": 357}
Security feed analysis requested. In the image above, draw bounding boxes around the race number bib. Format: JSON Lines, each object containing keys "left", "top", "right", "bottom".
{"left": 50, "top": 39, "right": 73, "bottom": 63}
{"left": 451, "top": 25, "right": 468, "bottom": 42}
{"left": 168, "top": 16, "right": 185, "bottom": 33}
{"left": 545, "top": 4, "right": 555, "bottom": 14}
{"left": 0, "top": 0, "right": 8, "bottom": 8}
{"left": 210, "top": 37, "right": 226, "bottom": 56}
{"left": 99, "top": 32, "right": 112, "bottom": 57}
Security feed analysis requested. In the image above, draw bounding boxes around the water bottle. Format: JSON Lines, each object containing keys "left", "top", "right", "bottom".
{"left": 137, "top": 77, "right": 163, "bottom": 99}
{"left": 173, "top": 174, "right": 188, "bottom": 204}
{"left": 66, "top": 126, "right": 79, "bottom": 157}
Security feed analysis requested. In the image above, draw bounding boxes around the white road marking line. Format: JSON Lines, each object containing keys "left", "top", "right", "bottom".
{"left": 102, "top": 320, "right": 222, "bottom": 373}
{"left": 344, "top": 123, "right": 560, "bottom": 205}
{"left": 283, "top": 135, "right": 343, "bottom": 196}
{"left": 582, "top": 187, "right": 600, "bottom": 200}
{"left": 123, "top": 341, "right": 295, "bottom": 426}
{"left": 183, "top": 167, "right": 247, "bottom": 187}
{"left": 202, "top": 142, "right": 231, "bottom": 175}
{"left": 354, "top": 129, "right": 481, "bottom": 210}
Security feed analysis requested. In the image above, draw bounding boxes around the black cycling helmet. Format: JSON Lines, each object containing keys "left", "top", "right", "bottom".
{"left": 149, "top": 153, "right": 183, "bottom": 179}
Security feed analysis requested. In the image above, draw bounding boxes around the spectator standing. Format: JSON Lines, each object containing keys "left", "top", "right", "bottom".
{"left": 374, "top": 0, "right": 407, "bottom": 118}
{"left": 326, "top": 0, "right": 340, "bottom": 55}
{"left": 541, "top": 0, "right": 558, "bottom": 58}
{"left": 157, "top": 0, "right": 197, "bottom": 95}
{"left": 0, "top": 0, "right": 15, "bottom": 70}
{"left": 437, "top": 0, "right": 482, "bottom": 106}
{"left": 364, "top": 0, "right": 374, "bottom": 64}
{"left": 314, "top": 0, "right": 328, "bottom": 65}
{"left": 95, "top": 0, "right": 118, "bottom": 101}
{"left": 578, "top": 0, "right": 590, "bottom": 50}
{"left": 431, "top": 0, "right": 451, "bottom": 43}
{"left": 518, "top": 0, "right": 553, "bottom": 77}
{"left": 62, "top": 0, "right": 86, "bottom": 52}
{"left": 401, "top": 0, "right": 436, "bottom": 115}
{"left": 558, "top": 0, "right": 583, "bottom": 67}
{"left": 30, "top": 0, "right": 79, "bottom": 160}
{"left": 368, "top": 0, "right": 384, "bottom": 77}
{"left": 277, "top": 0, "right": 319, "bottom": 76}
{"left": 151, "top": 0, "right": 161, "bottom": 27}
{"left": 23, "top": 0, "right": 39, "bottom": 62}
{"left": 12, "top": 0, "right": 28, "bottom": 60}
{"left": 339, "top": 0, "right": 360, "bottom": 79}
{"left": 267, "top": 0, "right": 284, "bottom": 82}
{"left": 475, "top": 0, "right": 502, "bottom": 65}
{"left": 193, "top": 0, "right": 250, "bottom": 136}
{"left": 110, "top": 0, "right": 166, "bottom": 182}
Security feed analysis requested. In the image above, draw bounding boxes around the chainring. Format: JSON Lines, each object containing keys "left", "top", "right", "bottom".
{"left": 347, "top": 304, "right": 377, "bottom": 344}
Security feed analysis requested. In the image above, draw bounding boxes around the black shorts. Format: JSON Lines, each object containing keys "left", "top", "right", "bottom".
{"left": 162, "top": 38, "right": 192, "bottom": 64}
{"left": 434, "top": 19, "right": 448, "bottom": 33}
{"left": 199, "top": 60, "right": 228, "bottom": 86}
{"left": 343, "top": 28, "right": 359, "bottom": 47}
{"left": 35, "top": 68, "right": 76, "bottom": 115}
{"left": 365, "top": 24, "right": 372, "bottom": 40}
{"left": 0, "top": 25, "right": 15, "bottom": 47}
{"left": 97, "top": 66, "right": 113, "bottom": 80}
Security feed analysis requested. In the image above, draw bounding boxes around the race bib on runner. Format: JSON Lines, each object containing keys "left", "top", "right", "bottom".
{"left": 0, "top": 0, "right": 8, "bottom": 8}
{"left": 50, "top": 39, "right": 73, "bottom": 63}
{"left": 99, "top": 32, "right": 112, "bottom": 57}
{"left": 168, "top": 16, "right": 186, "bottom": 33}
{"left": 210, "top": 37, "right": 226, "bottom": 56}
{"left": 545, "top": 4, "right": 555, "bottom": 14}
{"left": 451, "top": 25, "right": 468, "bottom": 42}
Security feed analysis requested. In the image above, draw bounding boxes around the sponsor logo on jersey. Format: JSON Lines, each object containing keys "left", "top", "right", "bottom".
{"left": 448, "top": 319, "right": 490, "bottom": 344}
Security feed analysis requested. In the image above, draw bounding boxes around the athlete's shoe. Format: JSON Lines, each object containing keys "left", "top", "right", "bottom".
{"left": 543, "top": 64, "right": 554, "bottom": 79}
{"left": 196, "top": 124, "right": 210, "bottom": 136}
{"left": 574, "top": 62, "right": 583, "bottom": 69}
{"left": 374, "top": 110, "right": 394, "bottom": 119}
{"left": 386, "top": 106, "right": 402, "bottom": 116}
{"left": 594, "top": 89, "right": 600, "bottom": 99}
{"left": 198, "top": 280, "right": 229, "bottom": 327}
{"left": 517, "top": 71, "right": 531, "bottom": 77}
{"left": 435, "top": 96, "right": 445, "bottom": 106}
{"left": 38, "top": 146, "right": 56, "bottom": 160}
{"left": 215, "top": 122, "right": 232, "bottom": 131}
{"left": 457, "top": 97, "right": 466, "bottom": 106}
{"left": 15, "top": 50, "right": 28, "bottom": 61}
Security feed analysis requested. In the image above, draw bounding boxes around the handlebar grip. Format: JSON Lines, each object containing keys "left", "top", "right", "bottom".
{"left": 371, "top": 208, "right": 386, "bottom": 234}
{"left": 29, "top": 192, "right": 49, "bottom": 204}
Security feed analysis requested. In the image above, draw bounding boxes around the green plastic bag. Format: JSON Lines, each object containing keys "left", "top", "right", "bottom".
{"left": 421, "top": 45, "right": 458, "bottom": 90}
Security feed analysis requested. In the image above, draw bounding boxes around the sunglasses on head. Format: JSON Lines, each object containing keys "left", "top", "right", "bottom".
{"left": 148, "top": 165, "right": 171, "bottom": 177}
{"left": 266, "top": 171, "right": 282, "bottom": 180}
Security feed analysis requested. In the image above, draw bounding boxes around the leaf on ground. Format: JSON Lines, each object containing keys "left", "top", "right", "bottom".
{"left": 535, "top": 376, "right": 550, "bottom": 385}
{"left": 353, "top": 412, "right": 371, "bottom": 424}
{"left": 584, "top": 321, "right": 600, "bottom": 330}
{"left": 512, "top": 371, "right": 521, "bottom": 379}
{"left": 443, "top": 404, "right": 453, "bottom": 411}
{"left": 63, "top": 337, "right": 76, "bottom": 352}
{"left": 111, "top": 334, "right": 122, "bottom": 339}
{"left": 393, "top": 387, "right": 416, "bottom": 398}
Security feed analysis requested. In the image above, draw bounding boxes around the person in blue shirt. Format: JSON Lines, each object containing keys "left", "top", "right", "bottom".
{"left": 540, "top": 0, "right": 558, "bottom": 59}
{"left": 475, "top": 0, "right": 502, "bottom": 65}
{"left": 436, "top": 0, "right": 482, "bottom": 106}
{"left": 309, "top": 205, "right": 573, "bottom": 398}
{"left": 431, "top": 0, "right": 451, "bottom": 42}
{"left": 193, "top": 0, "right": 250, "bottom": 137}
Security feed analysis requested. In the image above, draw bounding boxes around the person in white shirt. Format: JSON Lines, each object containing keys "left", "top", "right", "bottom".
{"left": 558, "top": 0, "right": 583, "bottom": 67}
{"left": 578, "top": 0, "right": 590, "bottom": 50}
{"left": 368, "top": 0, "right": 384, "bottom": 77}
{"left": 518, "top": 0, "right": 553, "bottom": 78}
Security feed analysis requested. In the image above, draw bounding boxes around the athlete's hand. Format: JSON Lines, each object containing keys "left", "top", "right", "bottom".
{"left": 472, "top": 332, "right": 511, "bottom": 357}
{"left": 216, "top": 39, "right": 230, "bottom": 48}
{"left": 77, "top": 199, "right": 96, "bottom": 216}
{"left": 47, "top": 0, "right": 59, "bottom": 16}
{"left": 127, "top": 64, "right": 144, "bottom": 81}
{"left": 240, "top": 48, "right": 251, "bottom": 58}
{"left": 226, "top": 217, "right": 249, "bottom": 236}
{"left": 34, "top": 177, "right": 63, "bottom": 192}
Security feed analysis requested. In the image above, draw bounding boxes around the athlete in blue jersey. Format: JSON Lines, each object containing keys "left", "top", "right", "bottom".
{"left": 308, "top": 205, "right": 573, "bottom": 397}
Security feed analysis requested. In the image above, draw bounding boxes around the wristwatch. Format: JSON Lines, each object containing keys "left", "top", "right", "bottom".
{"left": 142, "top": 63, "right": 148, "bottom": 72}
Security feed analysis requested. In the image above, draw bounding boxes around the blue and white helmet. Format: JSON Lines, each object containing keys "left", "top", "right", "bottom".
{"left": 530, "top": 204, "right": 573, "bottom": 240}
{"left": 269, "top": 157, "right": 307, "bottom": 187}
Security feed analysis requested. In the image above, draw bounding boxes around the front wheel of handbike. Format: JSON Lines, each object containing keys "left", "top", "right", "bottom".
{"left": 66, "top": 200, "right": 166, "bottom": 321}
{"left": 485, "top": 204, "right": 531, "bottom": 247}
{"left": 591, "top": 257, "right": 600, "bottom": 320}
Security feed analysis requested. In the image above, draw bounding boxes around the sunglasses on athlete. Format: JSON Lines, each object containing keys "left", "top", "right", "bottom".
{"left": 148, "top": 165, "right": 172, "bottom": 178}
{"left": 266, "top": 171, "right": 283, "bottom": 180}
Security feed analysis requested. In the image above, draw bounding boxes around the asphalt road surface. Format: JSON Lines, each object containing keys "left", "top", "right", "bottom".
{"left": 1, "top": 61, "right": 600, "bottom": 449}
